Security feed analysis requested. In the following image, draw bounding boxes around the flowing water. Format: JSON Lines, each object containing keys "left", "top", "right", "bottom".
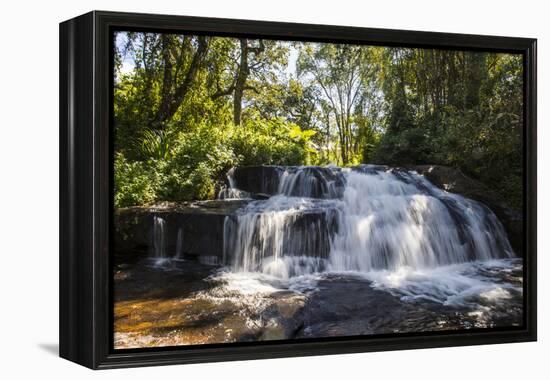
{"left": 151, "top": 216, "right": 168, "bottom": 265}
{"left": 223, "top": 165, "right": 513, "bottom": 277}
{"left": 115, "top": 165, "right": 522, "bottom": 348}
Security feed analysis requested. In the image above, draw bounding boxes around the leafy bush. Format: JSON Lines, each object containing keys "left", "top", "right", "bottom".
{"left": 231, "top": 118, "right": 315, "bottom": 166}
{"left": 158, "top": 123, "right": 237, "bottom": 201}
{"left": 373, "top": 106, "right": 522, "bottom": 209}
{"left": 114, "top": 153, "right": 160, "bottom": 208}
{"left": 374, "top": 127, "right": 432, "bottom": 165}
{"left": 138, "top": 129, "right": 175, "bottom": 160}
{"left": 161, "top": 162, "right": 216, "bottom": 201}
{"left": 113, "top": 118, "right": 317, "bottom": 207}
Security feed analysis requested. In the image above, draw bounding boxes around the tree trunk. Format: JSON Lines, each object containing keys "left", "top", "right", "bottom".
{"left": 156, "top": 35, "right": 173, "bottom": 128}
{"left": 233, "top": 39, "right": 249, "bottom": 126}
{"left": 153, "top": 36, "right": 209, "bottom": 128}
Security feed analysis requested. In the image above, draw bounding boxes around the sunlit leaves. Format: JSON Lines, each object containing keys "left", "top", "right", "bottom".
{"left": 113, "top": 31, "right": 523, "bottom": 208}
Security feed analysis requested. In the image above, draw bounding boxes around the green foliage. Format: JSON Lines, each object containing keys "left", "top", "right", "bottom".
{"left": 138, "top": 129, "right": 175, "bottom": 160}
{"left": 375, "top": 127, "right": 431, "bottom": 165}
{"left": 113, "top": 111, "right": 315, "bottom": 206}
{"left": 114, "top": 153, "right": 160, "bottom": 208}
{"left": 158, "top": 123, "right": 236, "bottom": 201}
{"left": 373, "top": 51, "right": 523, "bottom": 208}
{"left": 231, "top": 117, "right": 315, "bottom": 166}
{"left": 113, "top": 32, "right": 523, "bottom": 210}
{"left": 297, "top": 43, "right": 381, "bottom": 165}
{"left": 161, "top": 161, "right": 217, "bottom": 201}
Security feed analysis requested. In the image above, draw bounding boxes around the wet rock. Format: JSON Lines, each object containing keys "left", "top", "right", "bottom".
{"left": 231, "top": 165, "right": 345, "bottom": 198}
{"left": 351, "top": 164, "right": 391, "bottom": 174}
{"left": 114, "top": 260, "right": 523, "bottom": 348}
{"left": 114, "top": 200, "right": 252, "bottom": 261}
{"left": 224, "top": 207, "right": 337, "bottom": 264}
{"left": 259, "top": 293, "right": 306, "bottom": 340}
{"left": 231, "top": 166, "right": 283, "bottom": 195}
{"left": 295, "top": 276, "right": 407, "bottom": 338}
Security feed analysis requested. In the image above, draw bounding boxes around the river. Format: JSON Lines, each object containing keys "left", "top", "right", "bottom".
{"left": 114, "top": 165, "right": 523, "bottom": 348}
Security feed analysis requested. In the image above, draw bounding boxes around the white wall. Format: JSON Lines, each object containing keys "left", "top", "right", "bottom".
{"left": 0, "top": 0, "right": 546, "bottom": 377}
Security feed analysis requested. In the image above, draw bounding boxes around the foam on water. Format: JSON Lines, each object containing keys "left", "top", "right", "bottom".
{"left": 359, "top": 258, "right": 522, "bottom": 306}
{"left": 200, "top": 258, "right": 521, "bottom": 319}
{"left": 223, "top": 166, "right": 514, "bottom": 277}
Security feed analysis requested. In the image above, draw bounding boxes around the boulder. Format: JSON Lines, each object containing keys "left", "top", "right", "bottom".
{"left": 231, "top": 166, "right": 282, "bottom": 195}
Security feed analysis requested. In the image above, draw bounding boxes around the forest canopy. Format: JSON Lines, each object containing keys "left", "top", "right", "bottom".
{"left": 113, "top": 32, "right": 523, "bottom": 209}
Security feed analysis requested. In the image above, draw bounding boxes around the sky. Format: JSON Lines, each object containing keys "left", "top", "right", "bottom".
{"left": 115, "top": 32, "right": 135, "bottom": 76}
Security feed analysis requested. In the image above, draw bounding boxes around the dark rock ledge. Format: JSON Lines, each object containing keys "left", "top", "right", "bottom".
{"left": 114, "top": 165, "right": 523, "bottom": 261}
{"left": 114, "top": 200, "right": 250, "bottom": 262}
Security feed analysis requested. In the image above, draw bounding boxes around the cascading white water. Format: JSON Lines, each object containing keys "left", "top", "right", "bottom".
{"left": 223, "top": 166, "right": 514, "bottom": 279}
{"left": 329, "top": 169, "right": 513, "bottom": 272}
{"left": 135, "top": 165, "right": 520, "bottom": 336}
{"left": 152, "top": 215, "right": 167, "bottom": 264}
{"left": 218, "top": 167, "right": 251, "bottom": 199}
{"left": 224, "top": 196, "right": 333, "bottom": 278}
{"left": 277, "top": 166, "right": 343, "bottom": 198}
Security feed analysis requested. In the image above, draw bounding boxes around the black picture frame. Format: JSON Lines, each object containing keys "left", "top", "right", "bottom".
{"left": 59, "top": 10, "right": 537, "bottom": 369}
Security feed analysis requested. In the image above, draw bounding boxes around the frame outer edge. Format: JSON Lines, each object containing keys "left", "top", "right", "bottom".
{"left": 59, "top": 17, "right": 72, "bottom": 362}
{"left": 58, "top": 10, "right": 538, "bottom": 370}
{"left": 93, "top": 10, "right": 114, "bottom": 368}
{"left": 59, "top": 11, "right": 97, "bottom": 369}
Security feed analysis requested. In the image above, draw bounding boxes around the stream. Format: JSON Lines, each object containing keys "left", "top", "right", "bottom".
{"left": 114, "top": 165, "right": 523, "bottom": 349}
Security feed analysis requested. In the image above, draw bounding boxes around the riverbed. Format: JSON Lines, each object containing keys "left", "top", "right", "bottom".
{"left": 114, "top": 257, "right": 523, "bottom": 349}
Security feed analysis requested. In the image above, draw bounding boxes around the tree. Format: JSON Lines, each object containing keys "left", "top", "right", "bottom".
{"left": 211, "top": 39, "right": 287, "bottom": 126}
{"left": 153, "top": 35, "right": 210, "bottom": 129}
{"left": 297, "top": 43, "right": 379, "bottom": 164}
{"left": 114, "top": 31, "right": 524, "bottom": 208}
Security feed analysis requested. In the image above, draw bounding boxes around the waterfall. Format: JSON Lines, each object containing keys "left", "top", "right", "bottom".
{"left": 329, "top": 169, "right": 513, "bottom": 272}
{"left": 223, "top": 196, "right": 334, "bottom": 278}
{"left": 277, "top": 166, "right": 344, "bottom": 198}
{"left": 218, "top": 167, "right": 251, "bottom": 199}
{"left": 223, "top": 165, "right": 514, "bottom": 279}
{"left": 152, "top": 216, "right": 167, "bottom": 263}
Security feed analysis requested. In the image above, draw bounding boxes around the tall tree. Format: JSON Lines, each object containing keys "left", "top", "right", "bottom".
{"left": 153, "top": 35, "right": 210, "bottom": 129}
{"left": 298, "top": 44, "right": 378, "bottom": 164}
{"left": 233, "top": 39, "right": 264, "bottom": 125}
{"left": 211, "top": 38, "right": 282, "bottom": 126}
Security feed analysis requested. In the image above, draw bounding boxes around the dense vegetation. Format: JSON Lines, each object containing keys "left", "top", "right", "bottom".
{"left": 114, "top": 32, "right": 523, "bottom": 209}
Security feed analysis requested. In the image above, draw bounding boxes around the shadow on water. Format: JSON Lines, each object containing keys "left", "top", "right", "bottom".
{"left": 113, "top": 258, "right": 216, "bottom": 303}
